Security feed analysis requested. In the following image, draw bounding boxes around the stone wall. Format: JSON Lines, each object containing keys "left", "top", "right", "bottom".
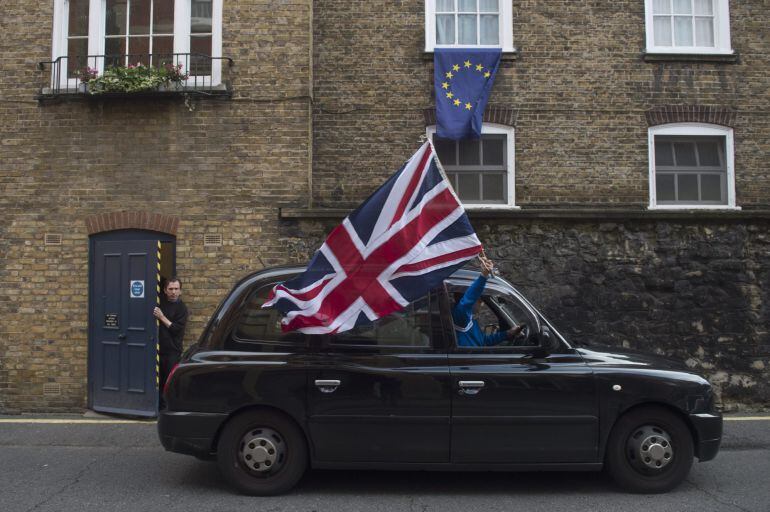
{"left": 275, "top": 214, "right": 770, "bottom": 410}
{"left": 482, "top": 218, "right": 770, "bottom": 410}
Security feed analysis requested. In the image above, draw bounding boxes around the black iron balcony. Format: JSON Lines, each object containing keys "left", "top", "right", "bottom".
{"left": 37, "top": 53, "right": 233, "bottom": 101}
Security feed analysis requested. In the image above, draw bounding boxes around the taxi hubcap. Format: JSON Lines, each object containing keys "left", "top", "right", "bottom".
{"left": 628, "top": 425, "right": 673, "bottom": 470}
{"left": 238, "top": 427, "right": 285, "bottom": 473}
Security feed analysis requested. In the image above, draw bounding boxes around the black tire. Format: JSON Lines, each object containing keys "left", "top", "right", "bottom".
{"left": 216, "top": 410, "right": 307, "bottom": 496}
{"left": 605, "top": 406, "right": 694, "bottom": 494}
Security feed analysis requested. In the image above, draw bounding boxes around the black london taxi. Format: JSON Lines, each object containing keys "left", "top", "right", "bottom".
{"left": 158, "top": 266, "right": 722, "bottom": 496}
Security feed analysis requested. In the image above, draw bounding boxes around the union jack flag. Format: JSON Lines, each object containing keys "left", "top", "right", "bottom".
{"left": 263, "top": 142, "right": 482, "bottom": 334}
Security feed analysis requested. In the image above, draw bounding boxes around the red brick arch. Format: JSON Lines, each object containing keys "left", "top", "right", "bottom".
{"left": 645, "top": 105, "right": 737, "bottom": 127}
{"left": 85, "top": 211, "right": 179, "bottom": 236}
{"left": 423, "top": 105, "right": 518, "bottom": 127}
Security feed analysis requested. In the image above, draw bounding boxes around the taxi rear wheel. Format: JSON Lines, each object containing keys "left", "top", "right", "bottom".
{"left": 605, "top": 406, "right": 693, "bottom": 493}
{"left": 216, "top": 410, "right": 307, "bottom": 495}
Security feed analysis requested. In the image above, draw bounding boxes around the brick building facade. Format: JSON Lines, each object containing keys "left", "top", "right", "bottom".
{"left": 0, "top": 1, "right": 768, "bottom": 413}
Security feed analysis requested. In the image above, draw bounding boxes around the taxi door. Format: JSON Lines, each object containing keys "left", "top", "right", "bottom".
{"left": 306, "top": 292, "right": 452, "bottom": 463}
{"left": 445, "top": 278, "right": 599, "bottom": 463}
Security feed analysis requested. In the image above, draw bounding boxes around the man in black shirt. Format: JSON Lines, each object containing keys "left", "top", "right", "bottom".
{"left": 153, "top": 277, "right": 188, "bottom": 389}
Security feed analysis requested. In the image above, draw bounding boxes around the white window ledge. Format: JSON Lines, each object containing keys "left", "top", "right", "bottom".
{"left": 422, "top": 49, "right": 519, "bottom": 61}
{"left": 642, "top": 51, "right": 738, "bottom": 63}
{"left": 648, "top": 205, "right": 742, "bottom": 211}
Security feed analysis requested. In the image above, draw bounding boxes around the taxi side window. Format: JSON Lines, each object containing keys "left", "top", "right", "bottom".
{"left": 231, "top": 284, "right": 307, "bottom": 346}
{"left": 448, "top": 282, "right": 538, "bottom": 348}
{"left": 493, "top": 294, "right": 532, "bottom": 329}
{"left": 329, "top": 294, "right": 434, "bottom": 348}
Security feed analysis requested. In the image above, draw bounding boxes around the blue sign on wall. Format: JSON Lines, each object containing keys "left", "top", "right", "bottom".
{"left": 130, "top": 280, "right": 145, "bottom": 298}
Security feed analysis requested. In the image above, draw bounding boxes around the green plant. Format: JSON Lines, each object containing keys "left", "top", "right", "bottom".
{"left": 85, "top": 62, "right": 189, "bottom": 94}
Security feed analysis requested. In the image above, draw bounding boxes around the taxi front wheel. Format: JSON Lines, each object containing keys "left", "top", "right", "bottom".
{"left": 605, "top": 406, "right": 694, "bottom": 494}
{"left": 216, "top": 410, "right": 308, "bottom": 495}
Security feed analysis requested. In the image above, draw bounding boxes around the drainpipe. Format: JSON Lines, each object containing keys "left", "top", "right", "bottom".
{"left": 307, "top": 0, "right": 313, "bottom": 208}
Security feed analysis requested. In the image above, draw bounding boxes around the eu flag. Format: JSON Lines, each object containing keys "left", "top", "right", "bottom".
{"left": 434, "top": 48, "right": 501, "bottom": 140}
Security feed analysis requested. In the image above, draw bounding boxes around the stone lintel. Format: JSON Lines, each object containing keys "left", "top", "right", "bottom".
{"left": 280, "top": 207, "right": 770, "bottom": 222}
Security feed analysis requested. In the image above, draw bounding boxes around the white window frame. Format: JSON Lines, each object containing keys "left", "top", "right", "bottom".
{"left": 51, "top": 0, "right": 223, "bottom": 89}
{"left": 425, "top": 0, "right": 514, "bottom": 53}
{"left": 648, "top": 123, "right": 738, "bottom": 210}
{"left": 427, "top": 123, "right": 518, "bottom": 209}
{"left": 644, "top": 0, "right": 733, "bottom": 55}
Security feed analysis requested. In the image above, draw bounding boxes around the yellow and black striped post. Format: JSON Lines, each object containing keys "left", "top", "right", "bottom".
{"left": 156, "top": 240, "right": 162, "bottom": 390}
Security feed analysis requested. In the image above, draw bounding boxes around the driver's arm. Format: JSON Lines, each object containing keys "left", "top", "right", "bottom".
{"left": 483, "top": 329, "right": 509, "bottom": 346}
{"left": 451, "top": 275, "right": 487, "bottom": 328}
{"left": 482, "top": 323, "right": 525, "bottom": 346}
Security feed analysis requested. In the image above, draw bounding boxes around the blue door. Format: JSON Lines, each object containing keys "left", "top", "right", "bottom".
{"left": 89, "top": 239, "right": 159, "bottom": 417}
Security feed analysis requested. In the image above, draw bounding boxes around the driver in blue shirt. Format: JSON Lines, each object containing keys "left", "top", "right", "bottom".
{"left": 453, "top": 254, "right": 525, "bottom": 347}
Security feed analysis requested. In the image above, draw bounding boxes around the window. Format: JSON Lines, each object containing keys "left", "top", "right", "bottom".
{"left": 51, "top": 0, "right": 222, "bottom": 86}
{"left": 644, "top": 0, "right": 732, "bottom": 54}
{"left": 427, "top": 124, "right": 516, "bottom": 207}
{"left": 447, "top": 281, "right": 538, "bottom": 348}
{"left": 329, "top": 295, "right": 435, "bottom": 348}
{"left": 425, "top": 0, "right": 514, "bottom": 52}
{"left": 232, "top": 285, "right": 307, "bottom": 346}
{"left": 648, "top": 124, "right": 737, "bottom": 209}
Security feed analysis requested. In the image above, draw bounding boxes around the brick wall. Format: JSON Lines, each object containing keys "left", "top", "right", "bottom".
{"left": 0, "top": 1, "right": 768, "bottom": 412}
{"left": 0, "top": 0, "right": 312, "bottom": 412}
{"left": 311, "top": 0, "right": 770, "bottom": 208}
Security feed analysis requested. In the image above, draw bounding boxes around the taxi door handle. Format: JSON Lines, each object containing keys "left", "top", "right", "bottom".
{"left": 314, "top": 379, "right": 341, "bottom": 394}
{"left": 458, "top": 380, "right": 485, "bottom": 396}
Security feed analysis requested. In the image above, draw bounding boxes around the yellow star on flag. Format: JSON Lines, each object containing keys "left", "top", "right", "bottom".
{"left": 476, "top": 64, "right": 484, "bottom": 71}
{"left": 464, "top": 60, "right": 472, "bottom": 68}
{"left": 446, "top": 92, "right": 454, "bottom": 98}
{"left": 465, "top": 102, "right": 472, "bottom": 110}
{"left": 484, "top": 71, "right": 491, "bottom": 78}
{"left": 452, "top": 64, "right": 460, "bottom": 71}
{"left": 446, "top": 71, "right": 454, "bottom": 79}
{"left": 441, "top": 82, "right": 449, "bottom": 89}
{"left": 453, "top": 99, "right": 461, "bottom": 106}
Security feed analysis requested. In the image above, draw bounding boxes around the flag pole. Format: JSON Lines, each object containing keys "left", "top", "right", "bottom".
{"left": 424, "top": 135, "right": 490, "bottom": 274}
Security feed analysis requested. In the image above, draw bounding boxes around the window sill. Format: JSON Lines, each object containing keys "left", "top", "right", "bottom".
{"left": 465, "top": 205, "right": 521, "bottom": 211}
{"left": 648, "top": 205, "right": 741, "bottom": 211}
{"left": 423, "top": 49, "right": 519, "bottom": 61}
{"left": 642, "top": 51, "right": 739, "bottom": 63}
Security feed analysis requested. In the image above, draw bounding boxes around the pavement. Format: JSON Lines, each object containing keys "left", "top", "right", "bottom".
{"left": 0, "top": 412, "right": 768, "bottom": 512}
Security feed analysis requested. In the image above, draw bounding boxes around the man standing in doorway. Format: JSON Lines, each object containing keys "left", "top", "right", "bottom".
{"left": 153, "top": 277, "right": 188, "bottom": 390}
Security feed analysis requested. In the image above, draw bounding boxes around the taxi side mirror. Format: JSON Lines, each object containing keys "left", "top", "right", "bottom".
{"left": 536, "top": 326, "right": 558, "bottom": 356}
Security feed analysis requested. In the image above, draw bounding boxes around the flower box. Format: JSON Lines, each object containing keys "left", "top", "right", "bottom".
{"left": 78, "top": 63, "right": 188, "bottom": 95}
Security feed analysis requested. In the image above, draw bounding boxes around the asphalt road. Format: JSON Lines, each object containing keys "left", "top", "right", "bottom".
{"left": 0, "top": 415, "right": 768, "bottom": 512}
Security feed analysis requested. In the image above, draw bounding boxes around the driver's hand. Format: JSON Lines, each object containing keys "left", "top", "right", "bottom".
{"left": 507, "top": 324, "right": 525, "bottom": 338}
{"left": 479, "top": 254, "right": 495, "bottom": 277}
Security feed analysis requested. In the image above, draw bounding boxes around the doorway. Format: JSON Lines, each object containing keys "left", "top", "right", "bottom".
{"left": 88, "top": 230, "right": 176, "bottom": 417}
